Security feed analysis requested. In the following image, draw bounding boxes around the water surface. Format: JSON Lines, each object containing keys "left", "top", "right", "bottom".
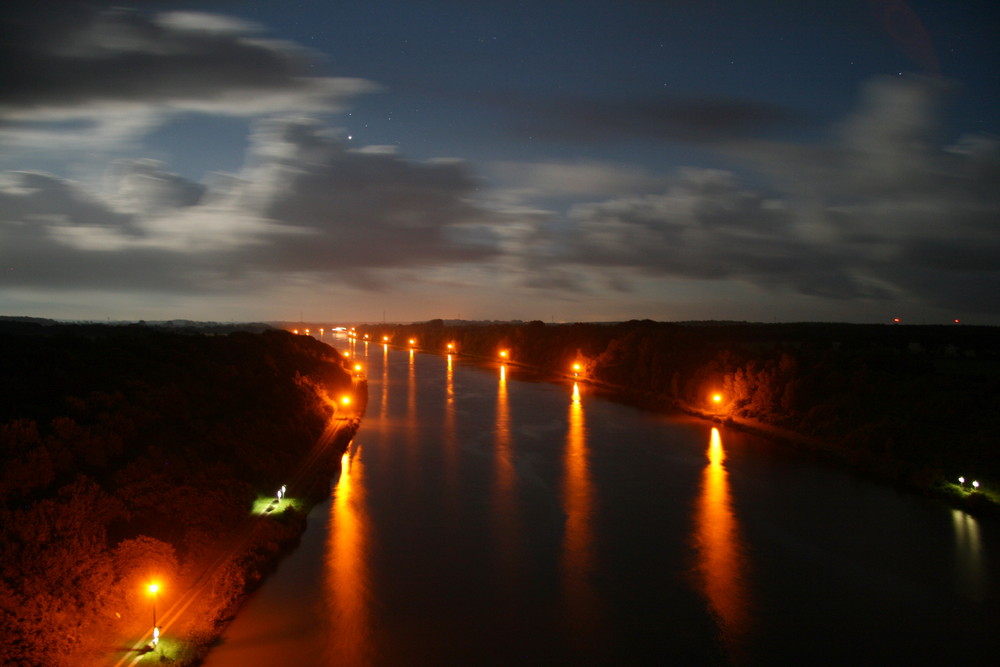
{"left": 204, "top": 338, "right": 997, "bottom": 664}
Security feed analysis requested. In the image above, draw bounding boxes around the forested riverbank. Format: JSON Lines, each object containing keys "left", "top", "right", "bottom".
{"left": 0, "top": 322, "right": 360, "bottom": 666}
{"left": 356, "top": 320, "right": 998, "bottom": 512}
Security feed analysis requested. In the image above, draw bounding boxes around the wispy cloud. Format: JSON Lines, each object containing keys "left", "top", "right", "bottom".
{"left": 533, "top": 77, "right": 1000, "bottom": 317}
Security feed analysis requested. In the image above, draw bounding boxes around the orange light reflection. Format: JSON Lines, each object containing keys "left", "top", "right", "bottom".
{"left": 560, "top": 382, "right": 602, "bottom": 643}
{"left": 693, "top": 427, "right": 751, "bottom": 659}
{"left": 324, "top": 448, "right": 374, "bottom": 663}
{"left": 492, "top": 362, "right": 519, "bottom": 585}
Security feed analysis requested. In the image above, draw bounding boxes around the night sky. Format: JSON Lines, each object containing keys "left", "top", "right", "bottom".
{"left": 1, "top": 1, "right": 998, "bottom": 324}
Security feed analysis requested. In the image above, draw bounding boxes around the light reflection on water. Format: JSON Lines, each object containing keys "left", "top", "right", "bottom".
{"left": 952, "top": 509, "right": 985, "bottom": 601}
{"left": 560, "top": 382, "right": 602, "bottom": 645}
{"left": 324, "top": 448, "right": 374, "bottom": 665}
{"left": 693, "top": 427, "right": 752, "bottom": 660}
{"left": 205, "top": 338, "right": 998, "bottom": 665}
{"left": 492, "top": 363, "right": 520, "bottom": 591}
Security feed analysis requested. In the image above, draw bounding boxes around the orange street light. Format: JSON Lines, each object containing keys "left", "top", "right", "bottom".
{"left": 446, "top": 342, "right": 455, "bottom": 352}
{"left": 711, "top": 393, "right": 722, "bottom": 417}
{"left": 354, "top": 363, "right": 363, "bottom": 372}
{"left": 499, "top": 349, "right": 509, "bottom": 360}
{"left": 572, "top": 362, "right": 582, "bottom": 377}
{"left": 147, "top": 582, "right": 160, "bottom": 628}
{"left": 409, "top": 338, "right": 417, "bottom": 346}
{"left": 383, "top": 335, "right": 389, "bottom": 342}
{"left": 341, "top": 396, "right": 352, "bottom": 406}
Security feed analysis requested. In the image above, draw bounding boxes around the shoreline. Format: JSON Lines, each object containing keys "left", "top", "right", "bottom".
{"left": 407, "top": 342, "right": 1000, "bottom": 519}
{"left": 169, "top": 408, "right": 367, "bottom": 666}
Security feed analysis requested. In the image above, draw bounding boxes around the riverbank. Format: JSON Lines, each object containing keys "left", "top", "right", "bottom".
{"left": 172, "top": 413, "right": 364, "bottom": 667}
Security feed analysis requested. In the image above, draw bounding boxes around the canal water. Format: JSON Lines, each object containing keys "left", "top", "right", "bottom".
{"left": 203, "top": 336, "right": 997, "bottom": 665}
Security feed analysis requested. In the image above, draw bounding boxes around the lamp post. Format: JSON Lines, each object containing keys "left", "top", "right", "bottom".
{"left": 148, "top": 583, "right": 159, "bottom": 627}
{"left": 712, "top": 393, "right": 722, "bottom": 417}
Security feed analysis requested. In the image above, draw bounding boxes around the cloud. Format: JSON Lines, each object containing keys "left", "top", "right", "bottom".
{"left": 0, "top": 3, "right": 377, "bottom": 151}
{"left": 488, "top": 91, "right": 807, "bottom": 145}
{"left": 539, "top": 76, "right": 1000, "bottom": 316}
{"left": 0, "top": 119, "right": 502, "bottom": 295}
{"left": 489, "top": 160, "right": 666, "bottom": 201}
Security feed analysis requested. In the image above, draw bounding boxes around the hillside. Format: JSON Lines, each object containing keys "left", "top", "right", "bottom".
{"left": 0, "top": 323, "right": 359, "bottom": 666}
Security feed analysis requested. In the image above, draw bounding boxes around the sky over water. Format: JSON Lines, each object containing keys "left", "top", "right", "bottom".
{"left": 1, "top": 1, "right": 998, "bottom": 323}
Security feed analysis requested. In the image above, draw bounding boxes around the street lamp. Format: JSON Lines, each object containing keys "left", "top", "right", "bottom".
{"left": 499, "top": 349, "right": 508, "bottom": 361}
{"left": 572, "top": 362, "right": 582, "bottom": 377}
{"left": 147, "top": 582, "right": 160, "bottom": 631}
{"left": 711, "top": 393, "right": 722, "bottom": 417}
{"left": 973, "top": 480, "right": 980, "bottom": 490}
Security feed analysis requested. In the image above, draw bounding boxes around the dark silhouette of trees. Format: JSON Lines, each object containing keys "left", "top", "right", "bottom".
{"left": 0, "top": 324, "right": 355, "bottom": 666}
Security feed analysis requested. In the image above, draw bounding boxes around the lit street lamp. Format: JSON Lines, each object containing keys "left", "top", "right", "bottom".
{"left": 973, "top": 480, "right": 980, "bottom": 490}
{"left": 147, "top": 582, "right": 160, "bottom": 637}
